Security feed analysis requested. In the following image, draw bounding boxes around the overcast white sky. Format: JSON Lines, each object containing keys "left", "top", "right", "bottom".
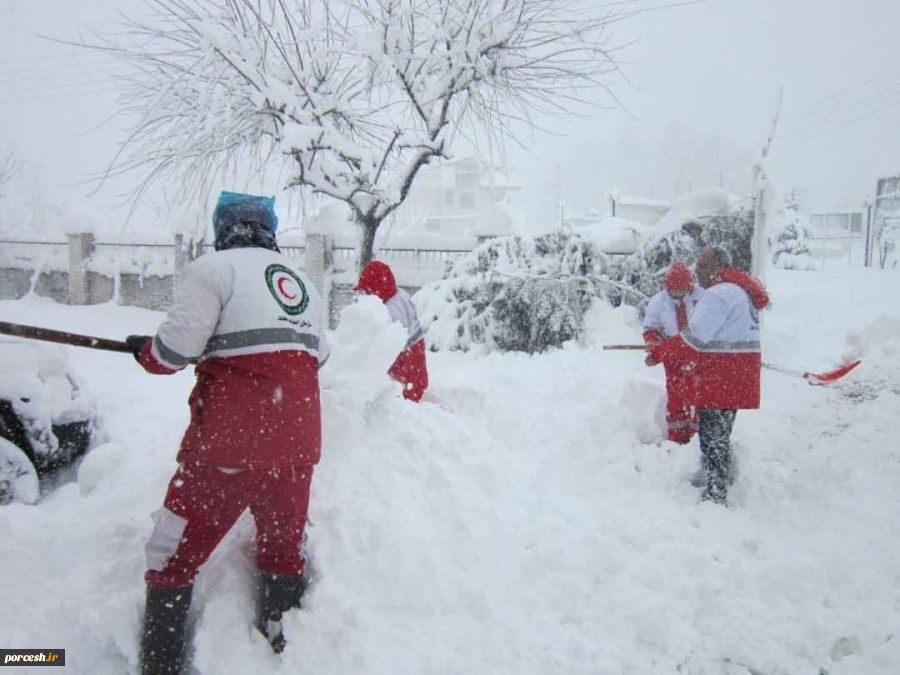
{"left": 1, "top": 0, "right": 899, "bottom": 233}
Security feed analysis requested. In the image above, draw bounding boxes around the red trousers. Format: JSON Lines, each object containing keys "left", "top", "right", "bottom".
{"left": 388, "top": 339, "right": 429, "bottom": 402}
{"left": 664, "top": 362, "right": 697, "bottom": 444}
{"left": 145, "top": 463, "right": 314, "bottom": 589}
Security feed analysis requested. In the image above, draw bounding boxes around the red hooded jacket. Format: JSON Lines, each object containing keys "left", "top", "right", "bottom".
{"left": 355, "top": 261, "right": 429, "bottom": 402}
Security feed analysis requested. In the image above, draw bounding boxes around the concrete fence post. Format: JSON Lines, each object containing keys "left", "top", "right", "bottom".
{"left": 67, "top": 232, "right": 94, "bottom": 305}
{"left": 304, "top": 233, "right": 330, "bottom": 295}
{"left": 174, "top": 234, "right": 190, "bottom": 284}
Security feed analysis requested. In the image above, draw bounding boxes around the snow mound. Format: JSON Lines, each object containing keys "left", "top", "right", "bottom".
{"left": 77, "top": 442, "right": 126, "bottom": 497}
{"left": 0, "top": 438, "right": 38, "bottom": 505}
{"left": 320, "top": 294, "right": 407, "bottom": 405}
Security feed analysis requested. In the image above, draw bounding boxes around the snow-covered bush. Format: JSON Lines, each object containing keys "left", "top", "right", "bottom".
{"left": 415, "top": 228, "right": 610, "bottom": 353}
{"left": 613, "top": 189, "right": 755, "bottom": 308}
{"left": 770, "top": 193, "right": 815, "bottom": 270}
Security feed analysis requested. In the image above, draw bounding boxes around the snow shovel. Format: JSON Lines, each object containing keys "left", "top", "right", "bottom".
{"left": 601, "top": 344, "right": 862, "bottom": 386}
{"left": 0, "top": 320, "right": 132, "bottom": 354}
{"left": 760, "top": 359, "right": 862, "bottom": 386}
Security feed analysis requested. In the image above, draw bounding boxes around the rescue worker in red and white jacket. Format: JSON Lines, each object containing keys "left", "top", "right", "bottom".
{"left": 642, "top": 261, "right": 704, "bottom": 444}
{"left": 125, "top": 191, "right": 329, "bottom": 674}
{"left": 353, "top": 260, "right": 429, "bottom": 402}
{"left": 648, "top": 246, "right": 770, "bottom": 505}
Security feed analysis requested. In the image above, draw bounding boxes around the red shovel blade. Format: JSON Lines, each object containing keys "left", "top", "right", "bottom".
{"left": 803, "top": 359, "right": 862, "bottom": 386}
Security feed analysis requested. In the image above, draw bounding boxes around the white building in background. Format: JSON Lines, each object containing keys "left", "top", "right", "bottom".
{"left": 389, "top": 156, "right": 521, "bottom": 242}
{"left": 806, "top": 208, "right": 866, "bottom": 267}
{"left": 606, "top": 192, "right": 671, "bottom": 227}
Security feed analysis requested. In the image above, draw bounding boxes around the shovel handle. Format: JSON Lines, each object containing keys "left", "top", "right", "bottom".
{"left": 0, "top": 321, "right": 132, "bottom": 353}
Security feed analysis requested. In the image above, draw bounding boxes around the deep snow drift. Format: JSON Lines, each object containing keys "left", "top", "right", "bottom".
{"left": 0, "top": 267, "right": 898, "bottom": 674}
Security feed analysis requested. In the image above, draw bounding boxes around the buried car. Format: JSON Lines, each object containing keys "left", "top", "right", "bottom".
{"left": 0, "top": 337, "right": 98, "bottom": 504}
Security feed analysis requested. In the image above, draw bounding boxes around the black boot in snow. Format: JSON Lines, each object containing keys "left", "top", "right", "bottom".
{"left": 690, "top": 455, "right": 709, "bottom": 488}
{"left": 254, "top": 572, "right": 308, "bottom": 653}
{"left": 702, "top": 463, "right": 729, "bottom": 505}
{"left": 140, "top": 584, "right": 193, "bottom": 675}
{"left": 691, "top": 457, "right": 737, "bottom": 489}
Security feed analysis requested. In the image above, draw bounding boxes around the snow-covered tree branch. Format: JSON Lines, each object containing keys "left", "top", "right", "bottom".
{"left": 0, "top": 148, "right": 22, "bottom": 199}
{"left": 91, "top": 0, "right": 625, "bottom": 267}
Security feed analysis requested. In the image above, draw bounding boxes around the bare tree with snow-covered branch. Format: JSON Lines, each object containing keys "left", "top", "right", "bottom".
{"left": 91, "top": 0, "right": 626, "bottom": 268}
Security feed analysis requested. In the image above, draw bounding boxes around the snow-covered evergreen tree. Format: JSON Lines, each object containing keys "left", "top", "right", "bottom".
{"left": 770, "top": 191, "right": 815, "bottom": 270}
{"left": 414, "top": 228, "right": 610, "bottom": 353}
{"left": 612, "top": 190, "right": 755, "bottom": 309}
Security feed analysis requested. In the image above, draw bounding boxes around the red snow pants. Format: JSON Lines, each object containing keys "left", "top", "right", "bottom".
{"left": 664, "top": 362, "right": 697, "bottom": 444}
{"left": 145, "top": 463, "right": 314, "bottom": 589}
{"left": 388, "top": 339, "right": 429, "bottom": 402}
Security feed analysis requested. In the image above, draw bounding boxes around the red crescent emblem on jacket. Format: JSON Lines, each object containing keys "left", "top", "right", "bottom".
{"left": 277, "top": 276, "right": 297, "bottom": 300}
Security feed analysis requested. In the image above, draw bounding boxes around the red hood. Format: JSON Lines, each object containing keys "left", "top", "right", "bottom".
{"left": 717, "top": 268, "right": 770, "bottom": 309}
{"left": 354, "top": 261, "right": 397, "bottom": 302}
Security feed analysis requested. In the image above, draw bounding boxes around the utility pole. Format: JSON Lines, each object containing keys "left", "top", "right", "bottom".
{"left": 554, "top": 164, "right": 565, "bottom": 226}
{"left": 751, "top": 85, "right": 784, "bottom": 281}
{"left": 863, "top": 198, "right": 873, "bottom": 267}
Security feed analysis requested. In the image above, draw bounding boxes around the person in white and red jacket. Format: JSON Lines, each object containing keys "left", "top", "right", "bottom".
{"left": 125, "top": 191, "right": 329, "bottom": 674}
{"left": 649, "top": 246, "right": 770, "bottom": 505}
{"left": 354, "top": 260, "right": 429, "bottom": 402}
{"left": 643, "top": 261, "right": 704, "bottom": 444}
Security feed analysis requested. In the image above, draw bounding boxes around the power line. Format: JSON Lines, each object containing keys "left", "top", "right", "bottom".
{"left": 779, "top": 78, "right": 900, "bottom": 137}
{"left": 779, "top": 97, "right": 900, "bottom": 148}
{"left": 778, "top": 84, "right": 900, "bottom": 146}
{"left": 774, "top": 64, "right": 900, "bottom": 147}
{"left": 779, "top": 64, "right": 900, "bottom": 124}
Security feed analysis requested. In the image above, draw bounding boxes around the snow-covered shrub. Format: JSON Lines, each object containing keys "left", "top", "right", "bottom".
{"left": 415, "top": 228, "right": 609, "bottom": 353}
{"left": 612, "top": 189, "right": 755, "bottom": 309}
{"left": 770, "top": 193, "right": 815, "bottom": 270}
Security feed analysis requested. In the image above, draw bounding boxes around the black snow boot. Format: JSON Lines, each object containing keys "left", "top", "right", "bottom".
{"left": 254, "top": 572, "right": 308, "bottom": 653}
{"left": 140, "top": 584, "right": 193, "bottom": 675}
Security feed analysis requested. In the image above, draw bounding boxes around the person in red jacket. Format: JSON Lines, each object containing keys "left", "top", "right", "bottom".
{"left": 125, "top": 191, "right": 329, "bottom": 673}
{"left": 649, "top": 246, "right": 770, "bottom": 505}
{"left": 354, "top": 261, "right": 429, "bottom": 402}
{"left": 643, "top": 261, "right": 704, "bottom": 443}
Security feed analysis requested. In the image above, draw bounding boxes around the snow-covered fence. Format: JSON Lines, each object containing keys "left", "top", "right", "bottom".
{"left": 805, "top": 211, "right": 866, "bottom": 268}
{"left": 0, "top": 236, "right": 176, "bottom": 310}
{"left": 0, "top": 240, "right": 69, "bottom": 300}
{"left": 0, "top": 234, "right": 472, "bottom": 325}
{"left": 325, "top": 243, "right": 472, "bottom": 328}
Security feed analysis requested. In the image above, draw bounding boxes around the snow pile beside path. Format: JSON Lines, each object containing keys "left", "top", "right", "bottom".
{"left": 841, "top": 315, "right": 900, "bottom": 398}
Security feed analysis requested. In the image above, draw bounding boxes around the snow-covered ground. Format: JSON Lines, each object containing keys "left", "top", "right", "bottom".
{"left": 0, "top": 266, "right": 898, "bottom": 675}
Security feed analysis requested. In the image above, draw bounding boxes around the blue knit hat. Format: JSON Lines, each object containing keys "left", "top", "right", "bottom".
{"left": 212, "top": 191, "right": 278, "bottom": 241}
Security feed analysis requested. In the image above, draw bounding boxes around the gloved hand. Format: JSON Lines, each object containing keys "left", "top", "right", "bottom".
{"left": 125, "top": 335, "right": 152, "bottom": 363}
{"left": 647, "top": 340, "right": 668, "bottom": 367}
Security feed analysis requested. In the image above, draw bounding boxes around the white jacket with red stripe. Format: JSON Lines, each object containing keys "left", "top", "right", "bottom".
{"left": 652, "top": 280, "right": 762, "bottom": 409}
{"left": 138, "top": 247, "right": 329, "bottom": 468}
{"left": 642, "top": 287, "right": 703, "bottom": 340}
